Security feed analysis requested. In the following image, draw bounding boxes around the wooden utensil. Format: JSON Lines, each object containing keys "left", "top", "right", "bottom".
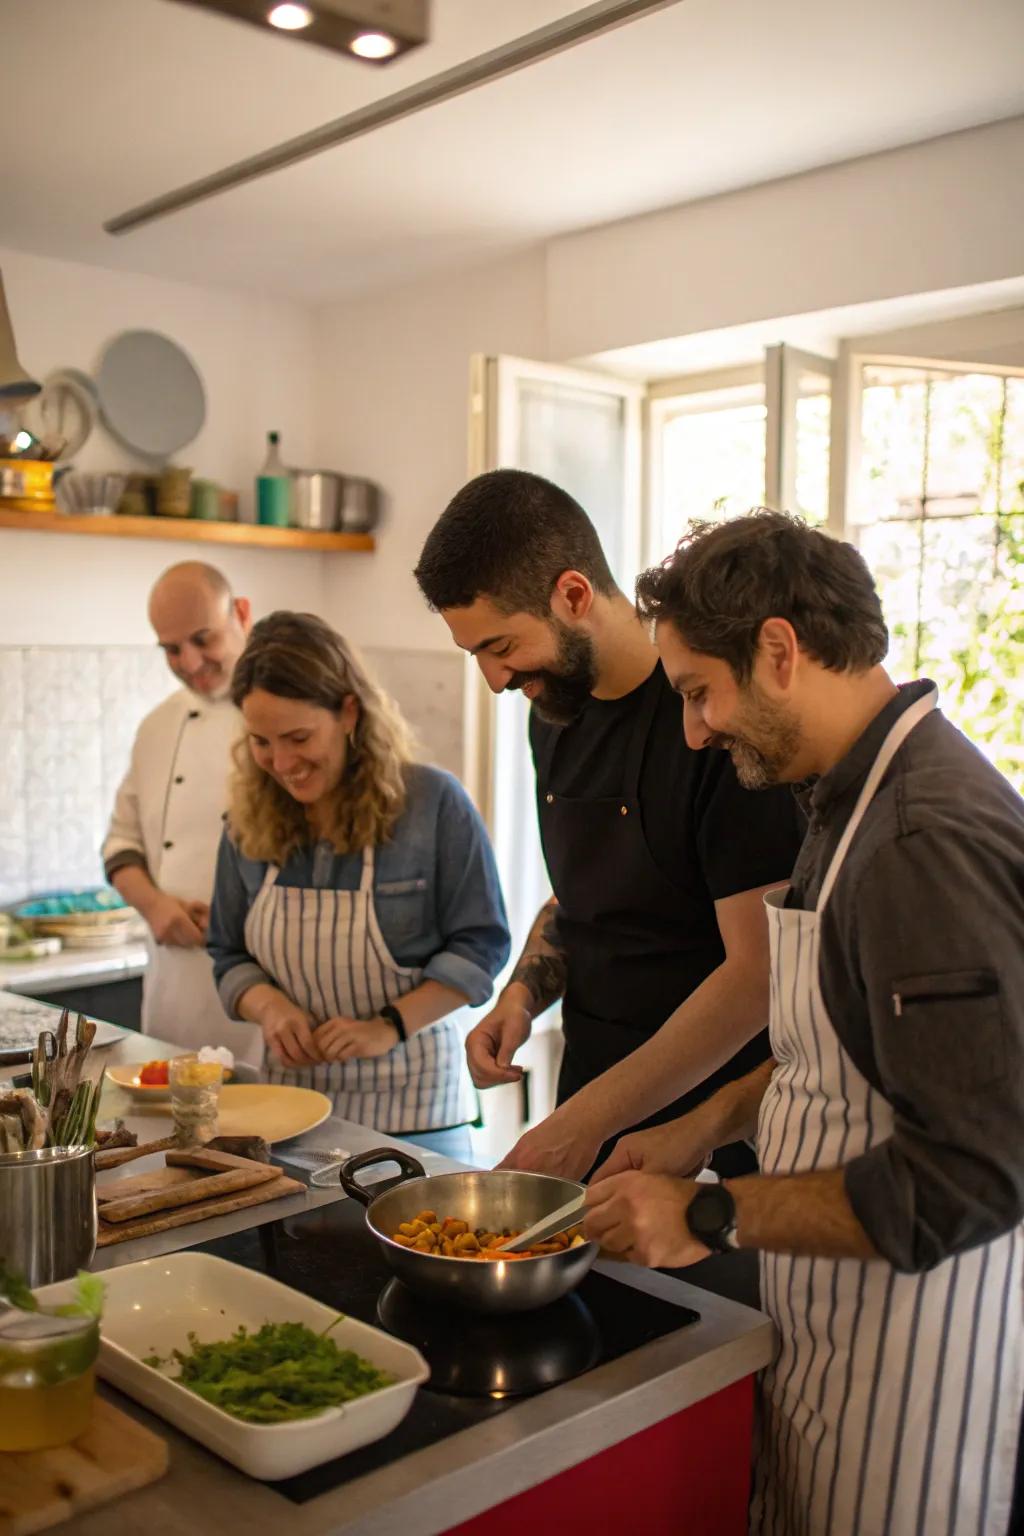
{"left": 0, "top": 1397, "right": 167, "bottom": 1535}
{"left": 165, "top": 1146, "right": 274, "bottom": 1174}
{"left": 94, "top": 1135, "right": 178, "bottom": 1171}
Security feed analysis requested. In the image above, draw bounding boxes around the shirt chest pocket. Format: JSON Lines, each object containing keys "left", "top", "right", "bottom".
{"left": 375, "top": 876, "right": 430, "bottom": 949}
{"left": 891, "top": 968, "right": 1005, "bottom": 1090}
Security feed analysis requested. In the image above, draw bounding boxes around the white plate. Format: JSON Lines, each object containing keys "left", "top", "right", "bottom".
{"left": 38, "top": 1252, "right": 428, "bottom": 1480}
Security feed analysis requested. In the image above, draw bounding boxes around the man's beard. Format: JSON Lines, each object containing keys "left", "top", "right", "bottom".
{"left": 505, "top": 623, "right": 597, "bottom": 726}
{"left": 709, "top": 685, "right": 801, "bottom": 789}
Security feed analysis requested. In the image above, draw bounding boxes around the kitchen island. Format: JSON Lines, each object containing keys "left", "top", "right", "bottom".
{"left": 4, "top": 1023, "right": 774, "bottom": 1536}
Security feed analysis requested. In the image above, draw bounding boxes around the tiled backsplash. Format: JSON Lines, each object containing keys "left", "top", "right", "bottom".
{"left": 0, "top": 646, "right": 174, "bottom": 906}
{"left": 0, "top": 644, "right": 464, "bottom": 908}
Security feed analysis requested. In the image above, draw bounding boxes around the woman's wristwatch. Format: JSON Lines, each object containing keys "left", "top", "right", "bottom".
{"left": 378, "top": 1003, "right": 408, "bottom": 1045}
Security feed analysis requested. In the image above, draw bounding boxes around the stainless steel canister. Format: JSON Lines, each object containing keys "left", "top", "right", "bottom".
{"left": 337, "top": 476, "right": 381, "bottom": 533}
{"left": 289, "top": 470, "right": 341, "bottom": 531}
{"left": 0, "top": 1146, "right": 97, "bottom": 1286}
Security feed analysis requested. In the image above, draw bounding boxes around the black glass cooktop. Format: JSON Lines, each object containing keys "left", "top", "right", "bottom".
{"left": 194, "top": 1195, "right": 698, "bottom": 1504}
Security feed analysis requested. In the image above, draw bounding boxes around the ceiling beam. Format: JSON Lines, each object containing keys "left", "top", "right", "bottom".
{"left": 105, "top": 0, "right": 685, "bottom": 234}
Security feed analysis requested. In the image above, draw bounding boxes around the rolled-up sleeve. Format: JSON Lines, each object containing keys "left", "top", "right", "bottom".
{"left": 206, "top": 831, "right": 273, "bottom": 1018}
{"left": 421, "top": 776, "right": 511, "bottom": 1006}
{"left": 842, "top": 829, "right": 1024, "bottom": 1272}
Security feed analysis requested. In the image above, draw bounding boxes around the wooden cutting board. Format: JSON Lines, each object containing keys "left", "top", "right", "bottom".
{"left": 99, "top": 1163, "right": 279, "bottom": 1225}
{"left": 0, "top": 1397, "right": 168, "bottom": 1535}
{"left": 96, "top": 1172, "right": 303, "bottom": 1247}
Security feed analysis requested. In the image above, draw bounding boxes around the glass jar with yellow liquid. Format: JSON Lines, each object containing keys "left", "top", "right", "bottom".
{"left": 0, "top": 1308, "right": 99, "bottom": 1451}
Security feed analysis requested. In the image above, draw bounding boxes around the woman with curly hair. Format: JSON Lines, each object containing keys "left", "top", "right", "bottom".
{"left": 206, "top": 611, "right": 510, "bottom": 1157}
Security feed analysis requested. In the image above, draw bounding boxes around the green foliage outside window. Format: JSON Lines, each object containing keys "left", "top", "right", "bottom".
{"left": 857, "top": 368, "right": 1024, "bottom": 791}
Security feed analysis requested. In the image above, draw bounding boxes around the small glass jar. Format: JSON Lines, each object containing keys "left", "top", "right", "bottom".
{"left": 0, "top": 1310, "right": 99, "bottom": 1451}
{"left": 169, "top": 1053, "right": 224, "bottom": 1146}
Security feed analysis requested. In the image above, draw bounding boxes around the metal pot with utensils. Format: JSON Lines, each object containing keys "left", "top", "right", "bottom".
{"left": 0, "top": 1145, "right": 97, "bottom": 1286}
{"left": 339, "top": 1149, "right": 596, "bottom": 1315}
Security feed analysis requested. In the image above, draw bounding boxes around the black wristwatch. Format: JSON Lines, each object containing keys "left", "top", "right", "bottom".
{"left": 685, "top": 1182, "right": 739, "bottom": 1254}
{"left": 378, "top": 1003, "right": 407, "bottom": 1045}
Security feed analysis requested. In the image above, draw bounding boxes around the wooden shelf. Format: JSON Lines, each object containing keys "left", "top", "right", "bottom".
{"left": 0, "top": 506, "right": 375, "bottom": 552}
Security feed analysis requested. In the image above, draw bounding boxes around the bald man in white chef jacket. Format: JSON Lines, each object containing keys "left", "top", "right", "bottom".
{"left": 102, "top": 562, "right": 262, "bottom": 1064}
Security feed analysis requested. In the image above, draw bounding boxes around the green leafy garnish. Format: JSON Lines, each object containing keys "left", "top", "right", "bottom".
{"left": 0, "top": 1263, "right": 39, "bottom": 1312}
{"left": 0, "top": 1265, "right": 104, "bottom": 1320}
{"left": 54, "top": 1272, "right": 106, "bottom": 1320}
{"left": 147, "top": 1320, "right": 394, "bottom": 1424}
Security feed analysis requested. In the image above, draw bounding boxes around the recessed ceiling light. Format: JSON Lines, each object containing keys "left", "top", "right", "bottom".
{"left": 349, "top": 29, "right": 397, "bottom": 59}
{"left": 267, "top": 3, "right": 313, "bottom": 28}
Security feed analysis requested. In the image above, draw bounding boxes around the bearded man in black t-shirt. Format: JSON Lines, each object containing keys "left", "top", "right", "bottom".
{"left": 415, "top": 468, "right": 803, "bottom": 1181}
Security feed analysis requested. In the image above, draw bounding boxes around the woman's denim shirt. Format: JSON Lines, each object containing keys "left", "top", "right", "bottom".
{"left": 207, "top": 764, "right": 511, "bottom": 1019}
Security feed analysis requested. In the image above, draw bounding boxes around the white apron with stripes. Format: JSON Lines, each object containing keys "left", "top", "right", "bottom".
{"left": 751, "top": 689, "right": 1024, "bottom": 1536}
{"left": 243, "top": 846, "right": 476, "bottom": 1133}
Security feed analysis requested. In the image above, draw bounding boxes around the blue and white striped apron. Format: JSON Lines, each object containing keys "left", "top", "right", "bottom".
{"left": 751, "top": 689, "right": 1024, "bottom": 1536}
{"left": 243, "top": 845, "right": 476, "bottom": 1134}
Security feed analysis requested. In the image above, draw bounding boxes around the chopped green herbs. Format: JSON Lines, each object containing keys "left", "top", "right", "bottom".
{"left": 147, "top": 1320, "right": 394, "bottom": 1424}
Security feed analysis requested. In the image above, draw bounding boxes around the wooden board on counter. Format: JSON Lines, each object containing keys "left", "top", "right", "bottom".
{"left": 96, "top": 1172, "right": 303, "bottom": 1247}
{"left": 0, "top": 1397, "right": 168, "bottom": 1536}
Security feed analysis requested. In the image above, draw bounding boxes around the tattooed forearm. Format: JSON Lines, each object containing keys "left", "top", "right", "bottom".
{"left": 510, "top": 899, "right": 568, "bottom": 1014}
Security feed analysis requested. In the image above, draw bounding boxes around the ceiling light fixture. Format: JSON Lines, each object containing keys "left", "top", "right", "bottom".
{"left": 349, "top": 30, "right": 397, "bottom": 59}
{"left": 164, "top": 0, "right": 427, "bottom": 62}
{"left": 113, "top": 0, "right": 685, "bottom": 235}
{"left": 267, "top": 3, "right": 314, "bottom": 28}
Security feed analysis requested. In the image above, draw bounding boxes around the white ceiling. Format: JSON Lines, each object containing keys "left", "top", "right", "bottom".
{"left": 3, "top": 0, "right": 1023, "bottom": 303}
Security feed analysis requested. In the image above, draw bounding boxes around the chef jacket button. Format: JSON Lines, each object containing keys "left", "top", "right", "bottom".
{"left": 545, "top": 793, "right": 554, "bottom": 804}
{"left": 620, "top": 805, "right": 628, "bottom": 816}
{"left": 163, "top": 840, "right": 173, "bottom": 850}
{"left": 174, "top": 776, "right": 184, "bottom": 784}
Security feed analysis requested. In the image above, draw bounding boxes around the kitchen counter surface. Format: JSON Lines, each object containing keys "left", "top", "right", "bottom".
{"left": 0, "top": 939, "right": 148, "bottom": 993}
{"left": 6, "top": 1024, "right": 775, "bottom": 1536}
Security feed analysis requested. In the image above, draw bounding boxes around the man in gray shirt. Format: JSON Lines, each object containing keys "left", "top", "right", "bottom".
{"left": 585, "top": 510, "right": 1023, "bottom": 1536}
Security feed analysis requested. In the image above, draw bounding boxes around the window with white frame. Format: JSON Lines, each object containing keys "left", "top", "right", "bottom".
{"left": 651, "top": 349, "right": 1024, "bottom": 790}
{"left": 466, "top": 334, "right": 1023, "bottom": 1136}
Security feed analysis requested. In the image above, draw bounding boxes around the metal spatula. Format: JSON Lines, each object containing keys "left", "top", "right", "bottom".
{"left": 496, "top": 1191, "right": 587, "bottom": 1253}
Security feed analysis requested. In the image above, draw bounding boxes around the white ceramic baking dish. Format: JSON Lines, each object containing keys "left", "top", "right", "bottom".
{"left": 39, "top": 1250, "right": 428, "bottom": 1480}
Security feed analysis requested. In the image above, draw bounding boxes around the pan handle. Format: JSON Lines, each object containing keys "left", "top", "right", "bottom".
{"left": 339, "top": 1147, "right": 426, "bottom": 1204}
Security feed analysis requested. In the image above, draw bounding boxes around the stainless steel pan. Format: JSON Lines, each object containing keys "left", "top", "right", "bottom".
{"left": 339, "top": 1149, "right": 597, "bottom": 1315}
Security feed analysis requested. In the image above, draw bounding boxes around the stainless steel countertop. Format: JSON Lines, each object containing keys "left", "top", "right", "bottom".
{"left": 6, "top": 1025, "right": 775, "bottom": 1536}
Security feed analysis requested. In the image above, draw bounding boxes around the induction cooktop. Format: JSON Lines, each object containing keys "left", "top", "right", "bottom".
{"left": 193, "top": 1193, "right": 698, "bottom": 1503}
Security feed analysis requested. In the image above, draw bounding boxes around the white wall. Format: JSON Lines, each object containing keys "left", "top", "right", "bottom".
{"left": 311, "top": 248, "right": 548, "bottom": 654}
{"left": 5, "top": 118, "right": 1022, "bottom": 652}
{"left": 0, "top": 531, "right": 326, "bottom": 646}
{"left": 547, "top": 115, "right": 1024, "bottom": 360}
{"left": 0, "top": 247, "right": 325, "bottom": 643}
